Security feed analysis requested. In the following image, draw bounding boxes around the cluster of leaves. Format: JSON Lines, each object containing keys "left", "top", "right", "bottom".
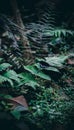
{"left": 0, "top": 3, "right": 74, "bottom": 129}
{"left": 0, "top": 58, "right": 29, "bottom": 119}
{"left": 22, "top": 55, "right": 74, "bottom": 129}
{"left": 27, "top": 88, "right": 74, "bottom": 130}
{"left": 25, "top": 1, "right": 74, "bottom": 57}
{"left": 0, "top": 53, "right": 73, "bottom": 117}
{"left": 0, "top": 14, "right": 24, "bottom": 69}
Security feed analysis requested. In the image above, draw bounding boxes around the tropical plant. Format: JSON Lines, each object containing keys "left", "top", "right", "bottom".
{"left": 0, "top": 58, "right": 20, "bottom": 86}
{"left": 25, "top": 1, "right": 74, "bottom": 57}
{"left": 0, "top": 1, "right": 74, "bottom": 130}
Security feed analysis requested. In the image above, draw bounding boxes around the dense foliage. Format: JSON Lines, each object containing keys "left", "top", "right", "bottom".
{"left": 0, "top": 0, "right": 74, "bottom": 130}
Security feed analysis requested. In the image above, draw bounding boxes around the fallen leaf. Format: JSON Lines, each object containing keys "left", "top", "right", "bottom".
{"left": 7, "top": 95, "right": 28, "bottom": 111}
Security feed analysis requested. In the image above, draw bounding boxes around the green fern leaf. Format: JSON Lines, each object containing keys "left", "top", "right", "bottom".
{"left": 0, "top": 75, "right": 13, "bottom": 86}
{"left": 0, "top": 63, "right": 12, "bottom": 71}
{"left": 25, "top": 81, "right": 39, "bottom": 90}
{"left": 45, "top": 55, "right": 69, "bottom": 68}
{"left": 24, "top": 66, "right": 51, "bottom": 81}
{"left": 4, "top": 70, "right": 20, "bottom": 83}
{"left": 53, "top": 28, "right": 73, "bottom": 37}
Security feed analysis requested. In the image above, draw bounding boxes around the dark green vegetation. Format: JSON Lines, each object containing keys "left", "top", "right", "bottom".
{"left": 0, "top": 0, "right": 74, "bottom": 130}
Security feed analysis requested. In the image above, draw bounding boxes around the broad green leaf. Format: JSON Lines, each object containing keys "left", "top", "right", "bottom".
{"left": 24, "top": 66, "right": 51, "bottom": 80}
{"left": 4, "top": 70, "right": 20, "bottom": 83}
{"left": 19, "top": 72, "right": 34, "bottom": 80}
{"left": 44, "top": 67, "right": 59, "bottom": 72}
{"left": 45, "top": 55, "right": 69, "bottom": 67}
{"left": 37, "top": 71, "right": 51, "bottom": 80}
{"left": 17, "top": 72, "right": 38, "bottom": 88}
{"left": 19, "top": 72, "right": 35, "bottom": 82}
{"left": 24, "top": 65, "right": 38, "bottom": 75}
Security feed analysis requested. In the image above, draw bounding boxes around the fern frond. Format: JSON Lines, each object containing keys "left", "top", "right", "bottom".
{"left": 52, "top": 28, "right": 73, "bottom": 37}
{"left": 0, "top": 14, "right": 23, "bottom": 68}
{"left": 25, "top": 1, "right": 56, "bottom": 57}
{"left": 4, "top": 70, "right": 20, "bottom": 83}
{"left": 43, "top": 28, "right": 74, "bottom": 38}
{"left": 0, "top": 75, "right": 13, "bottom": 86}
{"left": 0, "top": 63, "right": 12, "bottom": 71}
{"left": 0, "top": 61, "right": 21, "bottom": 87}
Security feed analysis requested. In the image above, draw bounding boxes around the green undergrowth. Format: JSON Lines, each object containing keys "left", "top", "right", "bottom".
{"left": 0, "top": 53, "right": 74, "bottom": 130}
